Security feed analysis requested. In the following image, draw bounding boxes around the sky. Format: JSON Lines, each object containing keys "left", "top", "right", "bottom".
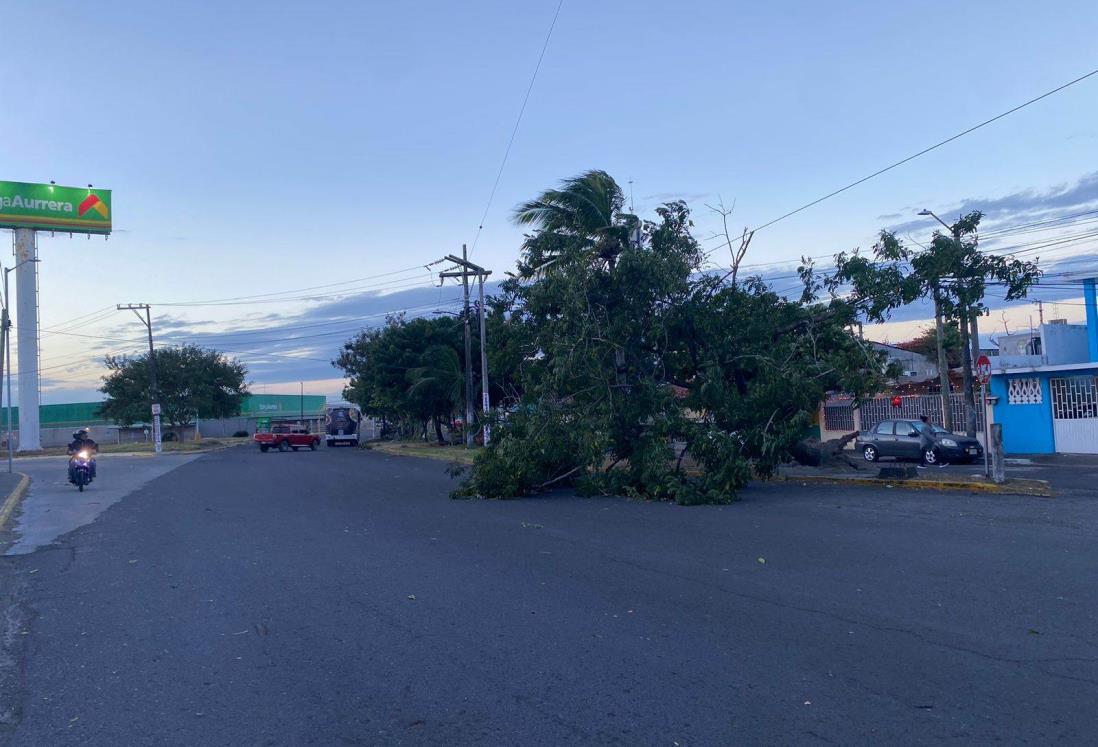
{"left": 1, "top": 0, "right": 1097, "bottom": 403}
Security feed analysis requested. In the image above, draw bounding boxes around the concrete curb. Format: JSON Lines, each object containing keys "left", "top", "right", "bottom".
{"left": 0, "top": 473, "right": 31, "bottom": 531}
{"left": 777, "top": 474, "right": 1052, "bottom": 498}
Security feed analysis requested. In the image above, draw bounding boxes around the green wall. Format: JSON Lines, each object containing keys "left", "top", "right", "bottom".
{"left": 3, "top": 394, "right": 328, "bottom": 430}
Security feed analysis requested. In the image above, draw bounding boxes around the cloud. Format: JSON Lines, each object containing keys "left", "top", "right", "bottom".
{"left": 883, "top": 171, "right": 1098, "bottom": 236}
{"left": 130, "top": 282, "right": 503, "bottom": 387}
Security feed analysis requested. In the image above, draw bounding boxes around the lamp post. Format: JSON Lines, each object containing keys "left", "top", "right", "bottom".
{"left": 1, "top": 258, "right": 40, "bottom": 472}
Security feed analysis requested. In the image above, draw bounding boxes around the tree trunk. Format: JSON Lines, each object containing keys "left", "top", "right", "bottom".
{"left": 958, "top": 303, "right": 978, "bottom": 437}
{"left": 434, "top": 416, "right": 445, "bottom": 445}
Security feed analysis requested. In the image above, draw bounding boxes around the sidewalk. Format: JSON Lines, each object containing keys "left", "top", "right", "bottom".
{"left": 1007, "top": 453, "right": 1098, "bottom": 467}
{"left": 776, "top": 463, "right": 1051, "bottom": 497}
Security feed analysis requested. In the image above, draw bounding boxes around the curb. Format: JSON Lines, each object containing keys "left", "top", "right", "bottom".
{"left": 0, "top": 473, "right": 31, "bottom": 531}
{"left": 777, "top": 474, "right": 1052, "bottom": 498}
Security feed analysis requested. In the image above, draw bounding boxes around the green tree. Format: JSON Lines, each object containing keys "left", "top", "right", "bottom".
{"left": 334, "top": 315, "right": 469, "bottom": 442}
{"left": 833, "top": 214, "right": 1040, "bottom": 435}
{"left": 898, "top": 323, "right": 962, "bottom": 369}
{"left": 456, "top": 171, "right": 887, "bottom": 503}
{"left": 99, "top": 345, "right": 249, "bottom": 437}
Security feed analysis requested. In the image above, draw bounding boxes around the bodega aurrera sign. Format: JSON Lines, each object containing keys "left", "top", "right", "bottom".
{"left": 0, "top": 180, "right": 111, "bottom": 234}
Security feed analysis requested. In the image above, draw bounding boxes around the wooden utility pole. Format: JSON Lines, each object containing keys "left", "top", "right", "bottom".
{"left": 439, "top": 249, "right": 492, "bottom": 448}
{"left": 117, "top": 303, "right": 162, "bottom": 454}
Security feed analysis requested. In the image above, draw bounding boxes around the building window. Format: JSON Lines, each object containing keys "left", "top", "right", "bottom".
{"left": 1007, "top": 378, "right": 1042, "bottom": 405}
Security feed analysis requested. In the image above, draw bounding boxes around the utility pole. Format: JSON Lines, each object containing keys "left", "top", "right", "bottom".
{"left": 477, "top": 271, "right": 491, "bottom": 446}
{"left": 439, "top": 248, "right": 492, "bottom": 448}
{"left": 117, "top": 303, "right": 162, "bottom": 454}
{"left": 1037, "top": 300, "right": 1044, "bottom": 325}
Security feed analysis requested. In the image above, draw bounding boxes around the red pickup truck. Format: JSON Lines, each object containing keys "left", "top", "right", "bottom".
{"left": 255, "top": 424, "right": 320, "bottom": 452}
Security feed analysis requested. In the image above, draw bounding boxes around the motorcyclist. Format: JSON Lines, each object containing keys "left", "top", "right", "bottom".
{"left": 67, "top": 428, "right": 99, "bottom": 480}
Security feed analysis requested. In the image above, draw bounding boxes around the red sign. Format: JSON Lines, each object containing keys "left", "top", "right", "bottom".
{"left": 975, "top": 354, "right": 992, "bottom": 385}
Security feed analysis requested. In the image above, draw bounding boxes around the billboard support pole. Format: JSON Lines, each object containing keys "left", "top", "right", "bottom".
{"left": 14, "top": 229, "right": 41, "bottom": 451}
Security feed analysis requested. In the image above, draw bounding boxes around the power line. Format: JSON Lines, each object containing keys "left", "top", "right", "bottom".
{"left": 469, "top": 0, "right": 565, "bottom": 257}
{"left": 154, "top": 274, "right": 440, "bottom": 308}
{"left": 749, "top": 68, "right": 1098, "bottom": 235}
{"left": 147, "top": 263, "right": 439, "bottom": 307}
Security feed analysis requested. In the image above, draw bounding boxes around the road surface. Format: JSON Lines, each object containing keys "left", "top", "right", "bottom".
{"left": 1, "top": 446, "right": 1095, "bottom": 745}
{"left": 4, "top": 453, "right": 202, "bottom": 556}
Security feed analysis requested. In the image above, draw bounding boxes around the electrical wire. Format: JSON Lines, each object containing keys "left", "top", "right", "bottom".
{"left": 147, "top": 263, "right": 440, "bottom": 307}
{"left": 468, "top": 0, "right": 565, "bottom": 257}
{"left": 749, "top": 68, "right": 1098, "bottom": 235}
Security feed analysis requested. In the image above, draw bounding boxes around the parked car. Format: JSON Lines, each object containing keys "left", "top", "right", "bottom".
{"left": 254, "top": 423, "right": 319, "bottom": 453}
{"left": 857, "top": 419, "right": 983, "bottom": 464}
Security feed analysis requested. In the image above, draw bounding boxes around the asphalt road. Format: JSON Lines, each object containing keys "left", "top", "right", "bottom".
{"left": 1, "top": 445, "right": 1096, "bottom": 745}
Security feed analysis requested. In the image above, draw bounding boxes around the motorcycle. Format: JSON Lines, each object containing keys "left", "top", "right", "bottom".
{"left": 68, "top": 449, "right": 95, "bottom": 492}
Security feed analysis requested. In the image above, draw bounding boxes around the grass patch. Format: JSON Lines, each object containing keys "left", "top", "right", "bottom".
{"left": 368, "top": 440, "right": 479, "bottom": 465}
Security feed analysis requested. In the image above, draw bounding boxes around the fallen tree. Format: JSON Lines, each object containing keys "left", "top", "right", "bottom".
{"left": 454, "top": 170, "right": 888, "bottom": 503}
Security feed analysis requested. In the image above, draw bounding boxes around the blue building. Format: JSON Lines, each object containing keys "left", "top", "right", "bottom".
{"left": 989, "top": 277, "right": 1098, "bottom": 454}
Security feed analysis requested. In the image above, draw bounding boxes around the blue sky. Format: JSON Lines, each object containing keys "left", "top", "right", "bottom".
{"left": 2, "top": 0, "right": 1098, "bottom": 401}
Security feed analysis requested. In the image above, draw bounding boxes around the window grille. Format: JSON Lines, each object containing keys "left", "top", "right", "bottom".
{"left": 1050, "top": 377, "right": 1098, "bottom": 420}
{"left": 1007, "top": 378, "right": 1043, "bottom": 405}
{"left": 823, "top": 402, "right": 854, "bottom": 431}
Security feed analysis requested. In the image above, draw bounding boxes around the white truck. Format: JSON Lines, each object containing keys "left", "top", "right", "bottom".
{"left": 325, "top": 404, "right": 361, "bottom": 447}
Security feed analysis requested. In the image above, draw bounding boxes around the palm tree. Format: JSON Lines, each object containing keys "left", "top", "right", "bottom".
{"left": 512, "top": 170, "right": 637, "bottom": 273}
{"left": 407, "top": 344, "right": 464, "bottom": 443}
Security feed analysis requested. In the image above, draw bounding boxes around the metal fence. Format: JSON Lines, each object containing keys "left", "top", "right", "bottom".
{"left": 823, "top": 393, "right": 984, "bottom": 434}
{"left": 857, "top": 393, "right": 984, "bottom": 432}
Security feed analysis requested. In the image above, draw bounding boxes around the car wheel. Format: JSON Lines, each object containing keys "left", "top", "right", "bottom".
{"left": 278, "top": 441, "right": 289, "bottom": 452}
{"left": 923, "top": 448, "right": 938, "bottom": 465}
{"left": 310, "top": 441, "right": 317, "bottom": 451}
{"left": 260, "top": 445, "right": 268, "bottom": 452}
{"left": 862, "top": 445, "right": 878, "bottom": 462}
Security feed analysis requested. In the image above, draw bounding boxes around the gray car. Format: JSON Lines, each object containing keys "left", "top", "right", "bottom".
{"left": 856, "top": 419, "right": 984, "bottom": 465}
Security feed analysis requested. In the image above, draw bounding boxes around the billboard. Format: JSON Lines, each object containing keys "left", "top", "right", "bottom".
{"left": 0, "top": 180, "right": 112, "bottom": 234}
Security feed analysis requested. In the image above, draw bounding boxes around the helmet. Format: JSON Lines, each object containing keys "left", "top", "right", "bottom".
{"left": 73, "top": 428, "right": 89, "bottom": 440}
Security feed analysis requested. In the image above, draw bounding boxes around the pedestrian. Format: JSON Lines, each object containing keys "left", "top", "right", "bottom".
{"left": 916, "top": 414, "right": 948, "bottom": 469}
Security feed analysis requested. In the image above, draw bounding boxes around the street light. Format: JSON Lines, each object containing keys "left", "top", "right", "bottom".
{"left": 917, "top": 208, "right": 953, "bottom": 234}
{"left": 1, "top": 258, "right": 40, "bottom": 473}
